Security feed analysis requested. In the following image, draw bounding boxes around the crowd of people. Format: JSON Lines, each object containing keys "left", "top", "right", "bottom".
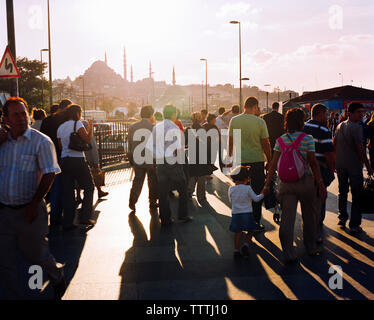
{"left": 127, "top": 97, "right": 374, "bottom": 263}
{"left": 0, "top": 94, "right": 374, "bottom": 299}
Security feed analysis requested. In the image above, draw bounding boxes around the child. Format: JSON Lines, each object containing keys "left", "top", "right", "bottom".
{"left": 228, "top": 166, "right": 267, "bottom": 259}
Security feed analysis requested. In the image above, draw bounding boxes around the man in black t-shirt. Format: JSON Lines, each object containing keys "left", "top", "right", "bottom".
{"left": 304, "top": 104, "right": 335, "bottom": 242}
{"left": 40, "top": 100, "right": 71, "bottom": 160}
{"left": 262, "top": 102, "right": 284, "bottom": 151}
{"left": 40, "top": 99, "right": 72, "bottom": 226}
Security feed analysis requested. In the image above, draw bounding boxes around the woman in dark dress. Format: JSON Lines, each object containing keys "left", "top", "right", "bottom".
{"left": 185, "top": 112, "right": 215, "bottom": 204}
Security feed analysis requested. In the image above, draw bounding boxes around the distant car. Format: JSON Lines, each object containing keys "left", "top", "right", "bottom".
{"left": 94, "top": 123, "right": 112, "bottom": 135}
{"left": 98, "top": 133, "right": 128, "bottom": 157}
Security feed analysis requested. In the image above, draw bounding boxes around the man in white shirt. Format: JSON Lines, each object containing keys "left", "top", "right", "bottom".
{"left": 0, "top": 97, "right": 66, "bottom": 299}
{"left": 150, "top": 105, "right": 193, "bottom": 226}
{"left": 222, "top": 105, "right": 240, "bottom": 127}
{"left": 215, "top": 107, "right": 227, "bottom": 131}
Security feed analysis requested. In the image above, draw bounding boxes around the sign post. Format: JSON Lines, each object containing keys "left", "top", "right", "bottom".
{"left": 6, "top": 0, "right": 19, "bottom": 96}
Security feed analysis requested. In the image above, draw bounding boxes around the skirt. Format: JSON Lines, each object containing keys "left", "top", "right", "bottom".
{"left": 229, "top": 212, "right": 257, "bottom": 233}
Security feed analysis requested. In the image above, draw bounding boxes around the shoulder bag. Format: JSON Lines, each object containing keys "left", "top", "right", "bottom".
{"left": 69, "top": 121, "right": 92, "bottom": 152}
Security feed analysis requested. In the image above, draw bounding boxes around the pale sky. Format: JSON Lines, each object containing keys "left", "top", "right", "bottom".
{"left": 1, "top": 0, "right": 373, "bottom": 94}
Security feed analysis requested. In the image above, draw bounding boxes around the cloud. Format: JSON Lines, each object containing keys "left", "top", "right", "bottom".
{"left": 216, "top": 2, "right": 261, "bottom": 19}
{"left": 251, "top": 49, "right": 277, "bottom": 64}
{"left": 215, "top": 33, "right": 374, "bottom": 90}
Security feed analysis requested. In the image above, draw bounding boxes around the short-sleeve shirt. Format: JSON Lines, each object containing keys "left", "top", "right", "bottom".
{"left": 229, "top": 114, "right": 269, "bottom": 164}
{"left": 303, "top": 120, "right": 334, "bottom": 164}
{"left": 334, "top": 120, "right": 363, "bottom": 170}
{"left": 57, "top": 120, "right": 85, "bottom": 158}
{"left": 0, "top": 127, "right": 61, "bottom": 205}
{"left": 274, "top": 132, "right": 315, "bottom": 174}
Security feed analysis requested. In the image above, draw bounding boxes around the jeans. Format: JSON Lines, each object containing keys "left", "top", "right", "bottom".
{"left": 61, "top": 157, "right": 94, "bottom": 227}
{"left": 49, "top": 173, "right": 63, "bottom": 224}
{"left": 129, "top": 165, "right": 158, "bottom": 207}
{"left": 337, "top": 167, "right": 364, "bottom": 228}
{"left": 156, "top": 164, "right": 188, "bottom": 223}
{"left": 242, "top": 162, "right": 265, "bottom": 224}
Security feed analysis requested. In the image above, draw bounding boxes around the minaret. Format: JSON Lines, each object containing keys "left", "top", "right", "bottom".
{"left": 131, "top": 65, "right": 133, "bottom": 83}
{"left": 105, "top": 52, "right": 108, "bottom": 65}
{"left": 149, "top": 61, "right": 152, "bottom": 79}
{"left": 123, "top": 47, "right": 127, "bottom": 81}
{"left": 172, "top": 65, "right": 176, "bottom": 86}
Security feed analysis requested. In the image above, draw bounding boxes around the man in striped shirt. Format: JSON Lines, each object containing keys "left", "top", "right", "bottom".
{"left": 304, "top": 104, "right": 335, "bottom": 242}
{"left": 0, "top": 97, "right": 66, "bottom": 299}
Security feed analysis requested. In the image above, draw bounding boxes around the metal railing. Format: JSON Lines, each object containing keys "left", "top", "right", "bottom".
{"left": 94, "top": 121, "right": 131, "bottom": 168}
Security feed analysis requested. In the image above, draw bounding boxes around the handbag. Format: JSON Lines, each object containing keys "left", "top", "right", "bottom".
{"left": 69, "top": 121, "right": 92, "bottom": 152}
{"left": 359, "top": 177, "right": 374, "bottom": 214}
{"left": 91, "top": 168, "right": 105, "bottom": 187}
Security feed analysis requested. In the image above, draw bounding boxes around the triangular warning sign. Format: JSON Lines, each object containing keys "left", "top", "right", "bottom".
{"left": 0, "top": 46, "right": 20, "bottom": 78}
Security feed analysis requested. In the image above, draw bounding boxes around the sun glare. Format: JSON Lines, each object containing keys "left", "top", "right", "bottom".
{"left": 82, "top": 0, "right": 181, "bottom": 45}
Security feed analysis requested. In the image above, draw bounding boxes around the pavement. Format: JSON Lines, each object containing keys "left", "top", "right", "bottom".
{"left": 15, "top": 167, "right": 374, "bottom": 300}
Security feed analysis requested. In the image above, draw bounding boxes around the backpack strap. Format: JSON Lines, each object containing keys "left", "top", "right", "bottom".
{"left": 277, "top": 132, "right": 307, "bottom": 152}
{"left": 74, "top": 120, "right": 77, "bottom": 133}
{"left": 276, "top": 136, "right": 287, "bottom": 152}
{"left": 293, "top": 132, "right": 307, "bottom": 149}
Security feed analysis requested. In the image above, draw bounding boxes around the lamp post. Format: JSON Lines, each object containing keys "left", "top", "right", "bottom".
{"left": 241, "top": 78, "right": 249, "bottom": 107}
{"left": 230, "top": 20, "right": 242, "bottom": 112}
{"left": 200, "top": 58, "right": 208, "bottom": 111}
{"left": 275, "top": 86, "right": 281, "bottom": 102}
{"left": 264, "top": 84, "right": 271, "bottom": 113}
{"left": 81, "top": 76, "right": 86, "bottom": 119}
{"left": 40, "top": 49, "right": 48, "bottom": 108}
{"left": 201, "top": 81, "right": 204, "bottom": 109}
{"left": 47, "top": 0, "right": 53, "bottom": 106}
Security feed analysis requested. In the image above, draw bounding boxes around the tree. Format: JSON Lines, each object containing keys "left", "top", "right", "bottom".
{"left": 99, "top": 97, "right": 115, "bottom": 114}
{"left": 0, "top": 57, "right": 49, "bottom": 108}
{"left": 126, "top": 101, "right": 139, "bottom": 118}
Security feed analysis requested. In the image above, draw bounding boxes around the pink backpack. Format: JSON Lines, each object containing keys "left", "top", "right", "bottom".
{"left": 277, "top": 133, "right": 307, "bottom": 183}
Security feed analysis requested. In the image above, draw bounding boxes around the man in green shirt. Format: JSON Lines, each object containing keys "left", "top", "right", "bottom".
{"left": 229, "top": 97, "right": 272, "bottom": 231}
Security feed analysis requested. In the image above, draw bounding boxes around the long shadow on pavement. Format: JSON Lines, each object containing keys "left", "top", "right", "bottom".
{"left": 118, "top": 199, "right": 232, "bottom": 300}
{"left": 204, "top": 174, "right": 374, "bottom": 299}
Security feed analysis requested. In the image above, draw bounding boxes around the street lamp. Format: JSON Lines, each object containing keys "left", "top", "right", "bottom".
{"left": 40, "top": 49, "right": 49, "bottom": 108}
{"left": 201, "top": 80, "right": 204, "bottom": 109}
{"left": 80, "top": 76, "right": 86, "bottom": 119}
{"left": 241, "top": 78, "right": 250, "bottom": 107}
{"left": 47, "top": 0, "right": 53, "bottom": 106}
{"left": 230, "top": 20, "right": 242, "bottom": 112}
{"left": 200, "top": 58, "right": 208, "bottom": 111}
{"left": 264, "top": 84, "right": 271, "bottom": 113}
{"left": 275, "top": 86, "right": 281, "bottom": 102}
